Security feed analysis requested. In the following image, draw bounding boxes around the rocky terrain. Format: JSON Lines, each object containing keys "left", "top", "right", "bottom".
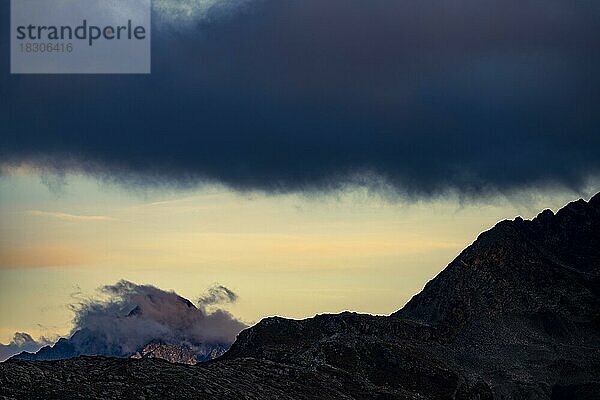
{"left": 1, "top": 193, "right": 599, "bottom": 399}
{"left": 131, "top": 341, "right": 227, "bottom": 365}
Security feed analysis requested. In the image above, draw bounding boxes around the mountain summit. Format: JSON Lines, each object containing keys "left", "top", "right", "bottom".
{"left": 2, "top": 194, "right": 599, "bottom": 399}
{"left": 10, "top": 284, "right": 242, "bottom": 364}
{"left": 220, "top": 195, "right": 600, "bottom": 398}
{"left": 398, "top": 192, "right": 600, "bottom": 327}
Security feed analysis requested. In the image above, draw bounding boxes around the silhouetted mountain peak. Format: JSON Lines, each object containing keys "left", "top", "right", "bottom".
{"left": 395, "top": 194, "right": 600, "bottom": 333}
{"left": 222, "top": 193, "right": 600, "bottom": 398}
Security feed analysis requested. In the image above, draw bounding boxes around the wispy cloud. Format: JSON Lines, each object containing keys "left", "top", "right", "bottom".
{"left": 26, "top": 210, "right": 118, "bottom": 222}
{"left": 152, "top": 0, "right": 248, "bottom": 25}
{"left": 69, "top": 280, "right": 247, "bottom": 354}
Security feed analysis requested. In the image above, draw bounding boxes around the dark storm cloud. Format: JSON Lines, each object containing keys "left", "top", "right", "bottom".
{"left": 1, "top": 0, "right": 599, "bottom": 196}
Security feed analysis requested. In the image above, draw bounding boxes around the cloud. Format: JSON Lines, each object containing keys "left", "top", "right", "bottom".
{"left": 198, "top": 284, "right": 238, "bottom": 306}
{"left": 1, "top": 1, "right": 599, "bottom": 197}
{"left": 68, "top": 280, "right": 246, "bottom": 355}
{"left": 152, "top": 0, "right": 249, "bottom": 25}
{"left": 0, "top": 332, "right": 52, "bottom": 361}
{"left": 26, "top": 210, "right": 118, "bottom": 222}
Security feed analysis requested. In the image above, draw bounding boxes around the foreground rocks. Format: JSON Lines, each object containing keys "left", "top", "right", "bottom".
{"left": 0, "top": 356, "right": 364, "bottom": 400}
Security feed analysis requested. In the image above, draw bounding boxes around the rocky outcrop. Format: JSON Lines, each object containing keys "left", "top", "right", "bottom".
{"left": 131, "top": 341, "right": 228, "bottom": 365}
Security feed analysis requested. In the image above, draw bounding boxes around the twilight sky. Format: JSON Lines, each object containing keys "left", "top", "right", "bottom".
{"left": 1, "top": 0, "right": 600, "bottom": 346}
{"left": 1, "top": 171, "right": 597, "bottom": 343}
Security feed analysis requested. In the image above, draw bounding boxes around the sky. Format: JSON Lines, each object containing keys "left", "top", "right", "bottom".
{"left": 1, "top": 0, "right": 600, "bottom": 347}
{"left": 1, "top": 170, "right": 597, "bottom": 343}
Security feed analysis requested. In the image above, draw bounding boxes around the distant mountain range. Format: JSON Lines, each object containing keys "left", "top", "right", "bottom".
{"left": 10, "top": 331, "right": 226, "bottom": 365}
{"left": 1, "top": 193, "right": 599, "bottom": 399}
{"left": 11, "top": 316, "right": 229, "bottom": 365}
{"left": 10, "top": 295, "right": 231, "bottom": 365}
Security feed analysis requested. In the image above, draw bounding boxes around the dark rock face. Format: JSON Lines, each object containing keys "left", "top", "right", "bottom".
{"left": 131, "top": 341, "right": 228, "bottom": 365}
{"left": 1, "top": 194, "right": 599, "bottom": 399}
{"left": 397, "top": 193, "right": 600, "bottom": 328}
{"left": 0, "top": 356, "right": 361, "bottom": 400}
{"left": 224, "top": 312, "right": 493, "bottom": 399}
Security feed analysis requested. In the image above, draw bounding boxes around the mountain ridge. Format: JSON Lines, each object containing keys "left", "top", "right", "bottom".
{"left": 222, "top": 192, "right": 600, "bottom": 398}
{"left": 10, "top": 299, "right": 235, "bottom": 364}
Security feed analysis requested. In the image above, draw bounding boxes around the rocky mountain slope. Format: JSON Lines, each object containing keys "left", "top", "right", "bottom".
{"left": 1, "top": 194, "right": 599, "bottom": 399}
